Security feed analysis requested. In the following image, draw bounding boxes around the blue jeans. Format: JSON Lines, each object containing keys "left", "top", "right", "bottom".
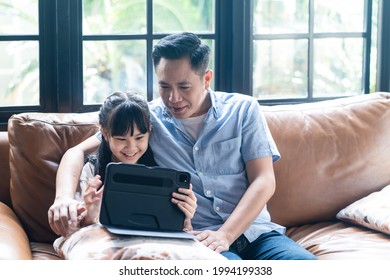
{"left": 221, "top": 230, "right": 317, "bottom": 260}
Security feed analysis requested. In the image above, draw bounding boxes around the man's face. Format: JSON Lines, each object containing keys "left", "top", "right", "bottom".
{"left": 155, "top": 57, "right": 212, "bottom": 119}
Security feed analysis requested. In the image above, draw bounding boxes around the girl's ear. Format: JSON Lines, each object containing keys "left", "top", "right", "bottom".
{"left": 100, "top": 127, "right": 109, "bottom": 141}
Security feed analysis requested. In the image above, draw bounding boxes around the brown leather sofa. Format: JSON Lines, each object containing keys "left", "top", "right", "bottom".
{"left": 1, "top": 93, "right": 389, "bottom": 260}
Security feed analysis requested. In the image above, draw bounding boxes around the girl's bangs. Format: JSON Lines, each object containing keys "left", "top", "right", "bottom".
{"left": 109, "top": 102, "right": 148, "bottom": 136}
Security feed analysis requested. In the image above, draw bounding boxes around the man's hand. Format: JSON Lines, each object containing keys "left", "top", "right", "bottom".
{"left": 193, "top": 229, "right": 231, "bottom": 253}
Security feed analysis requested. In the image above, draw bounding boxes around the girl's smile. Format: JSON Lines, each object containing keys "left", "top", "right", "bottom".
{"left": 104, "top": 125, "right": 150, "bottom": 165}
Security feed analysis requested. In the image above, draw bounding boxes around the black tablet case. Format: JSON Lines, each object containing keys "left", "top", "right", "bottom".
{"left": 100, "top": 163, "right": 194, "bottom": 238}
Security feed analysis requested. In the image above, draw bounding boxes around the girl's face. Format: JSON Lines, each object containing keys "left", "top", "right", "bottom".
{"left": 104, "top": 125, "right": 150, "bottom": 164}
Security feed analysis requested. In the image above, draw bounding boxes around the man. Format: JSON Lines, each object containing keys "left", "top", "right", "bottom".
{"left": 48, "top": 32, "right": 316, "bottom": 260}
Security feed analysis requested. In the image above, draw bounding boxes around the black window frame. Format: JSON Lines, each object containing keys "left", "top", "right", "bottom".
{"left": 0, "top": 0, "right": 389, "bottom": 131}
{"left": 251, "top": 0, "right": 374, "bottom": 104}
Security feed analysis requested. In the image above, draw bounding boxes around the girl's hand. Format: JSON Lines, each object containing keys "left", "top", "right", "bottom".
{"left": 171, "top": 183, "right": 197, "bottom": 231}
{"left": 82, "top": 175, "right": 104, "bottom": 226}
{"left": 48, "top": 196, "right": 81, "bottom": 237}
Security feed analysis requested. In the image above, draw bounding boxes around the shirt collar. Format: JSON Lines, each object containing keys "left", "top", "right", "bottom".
{"left": 209, "top": 89, "right": 220, "bottom": 119}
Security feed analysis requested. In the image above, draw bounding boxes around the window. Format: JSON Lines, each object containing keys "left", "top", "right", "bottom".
{"left": 252, "top": 0, "right": 379, "bottom": 103}
{"left": 81, "top": 0, "right": 215, "bottom": 105}
{"left": 0, "top": 0, "right": 387, "bottom": 130}
{"left": 0, "top": 0, "right": 39, "bottom": 107}
{"left": 0, "top": 0, "right": 57, "bottom": 130}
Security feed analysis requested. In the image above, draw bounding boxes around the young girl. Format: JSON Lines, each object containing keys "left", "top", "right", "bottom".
{"left": 75, "top": 91, "right": 196, "bottom": 232}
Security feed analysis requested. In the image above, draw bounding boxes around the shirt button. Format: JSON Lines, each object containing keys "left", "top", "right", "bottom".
{"left": 215, "top": 206, "right": 220, "bottom": 212}
{"left": 206, "top": 190, "right": 211, "bottom": 196}
{"left": 194, "top": 146, "right": 199, "bottom": 151}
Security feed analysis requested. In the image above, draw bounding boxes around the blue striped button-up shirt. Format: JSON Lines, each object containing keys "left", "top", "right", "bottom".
{"left": 149, "top": 90, "right": 285, "bottom": 242}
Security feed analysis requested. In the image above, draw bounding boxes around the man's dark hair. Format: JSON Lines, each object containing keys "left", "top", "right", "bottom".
{"left": 151, "top": 32, "right": 210, "bottom": 76}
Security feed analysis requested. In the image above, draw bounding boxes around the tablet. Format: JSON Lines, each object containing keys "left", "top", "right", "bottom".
{"left": 99, "top": 162, "right": 195, "bottom": 239}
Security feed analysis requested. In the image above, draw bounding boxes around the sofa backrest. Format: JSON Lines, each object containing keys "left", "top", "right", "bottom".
{"left": 8, "top": 112, "right": 99, "bottom": 243}
{"left": 6, "top": 93, "right": 390, "bottom": 243}
{"left": 265, "top": 92, "right": 390, "bottom": 227}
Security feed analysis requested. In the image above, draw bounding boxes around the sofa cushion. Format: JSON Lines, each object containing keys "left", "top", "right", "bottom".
{"left": 287, "top": 221, "right": 390, "bottom": 259}
{"left": 265, "top": 93, "right": 390, "bottom": 227}
{"left": 53, "top": 223, "right": 226, "bottom": 260}
{"left": 8, "top": 112, "right": 99, "bottom": 243}
{"left": 30, "top": 242, "right": 62, "bottom": 260}
{"left": 0, "top": 202, "right": 32, "bottom": 259}
{"left": 336, "top": 184, "right": 390, "bottom": 235}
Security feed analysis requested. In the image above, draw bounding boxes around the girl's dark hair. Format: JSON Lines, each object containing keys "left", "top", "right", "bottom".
{"left": 151, "top": 32, "right": 210, "bottom": 76}
{"left": 89, "top": 91, "right": 156, "bottom": 182}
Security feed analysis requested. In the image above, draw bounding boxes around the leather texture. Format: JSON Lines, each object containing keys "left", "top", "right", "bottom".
{"left": 0, "top": 202, "right": 32, "bottom": 259}
{"left": 287, "top": 221, "right": 390, "bottom": 259}
{"left": 266, "top": 93, "right": 390, "bottom": 226}
{"left": 8, "top": 112, "right": 99, "bottom": 243}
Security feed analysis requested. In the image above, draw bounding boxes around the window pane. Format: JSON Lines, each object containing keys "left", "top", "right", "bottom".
{"left": 82, "top": 0, "right": 147, "bottom": 35}
{"left": 253, "top": 39, "right": 308, "bottom": 99}
{"left": 253, "top": 0, "right": 308, "bottom": 34}
{"left": 153, "top": 0, "right": 214, "bottom": 33}
{"left": 314, "top": 0, "right": 365, "bottom": 32}
{"left": 0, "top": 0, "right": 38, "bottom": 35}
{"left": 313, "top": 38, "right": 362, "bottom": 97}
{"left": 83, "top": 40, "right": 147, "bottom": 104}
{"left": 0, "top": 41, "right": 39, "bottom": 106}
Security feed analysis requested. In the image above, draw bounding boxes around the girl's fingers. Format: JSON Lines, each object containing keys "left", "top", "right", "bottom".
{"left": 171, "top": 183, "right": 197, "bottom": 219}
{"left": 97, "top": 185, "right": 104, "bottom": 195}
{"left": 172, "top": 197, "right": 196, "bottom": 212}
{"left": 176, "top": 203, "right": 194, "bottom": 219}
{"left": 172, "top": 192, "right": 192, "bottom": 203}
{"left": 178, "top": 187, "right": 196, "bottom": 198}
{"left": 178, "top": 205, "right": 196, "bottom": 220}
{"left": 172, "top": 189, "right": 197, "bottom": 203}
{"left": 87, "top": 175, "right": 102, "bottom": 190}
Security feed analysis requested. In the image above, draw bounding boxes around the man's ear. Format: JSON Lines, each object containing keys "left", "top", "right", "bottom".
{"left": 204, "top": 69, "right": 213, "bottom": 89}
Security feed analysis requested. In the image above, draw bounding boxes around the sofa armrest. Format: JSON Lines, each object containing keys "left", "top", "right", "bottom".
{"left": 0, "top": 131, "right": 11, "bottom": 207}
{"left": 0, "top": 202, "right": 32, "bottom": 259}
